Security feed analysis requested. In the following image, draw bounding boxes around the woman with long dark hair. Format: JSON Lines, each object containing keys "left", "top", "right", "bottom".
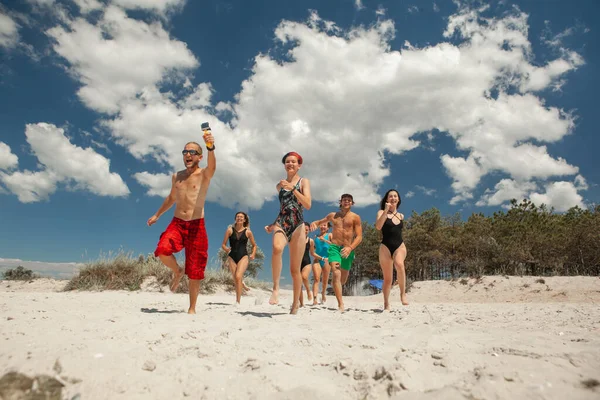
{"left": 374, "top": 189, "right": 408, "bottom": 310}
{"left": 221, "top": 211, "right": 256, "bottom": 305}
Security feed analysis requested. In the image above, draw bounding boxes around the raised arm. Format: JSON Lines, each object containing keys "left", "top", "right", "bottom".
{"left": 147, "top": 173, "right": 177, "bottom": 226}
{"left": 202, "top": 131, "right": 216, "bottom": 180}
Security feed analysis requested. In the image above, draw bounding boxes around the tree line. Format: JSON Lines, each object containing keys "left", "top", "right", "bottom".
{"left": 348, "top": 199, "right": 600, "bottom": 289}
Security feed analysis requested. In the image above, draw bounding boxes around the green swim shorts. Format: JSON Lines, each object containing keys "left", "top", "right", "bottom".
{"left": 327, "top": 243, "right": 355, "bottom": 271}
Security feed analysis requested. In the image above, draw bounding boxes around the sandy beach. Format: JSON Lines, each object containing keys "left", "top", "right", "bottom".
{"left": 1, "top": 275, "right": 599, "bottom": 400}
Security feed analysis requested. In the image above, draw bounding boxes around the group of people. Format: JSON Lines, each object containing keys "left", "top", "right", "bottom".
{"left": 146, "top": 129, "right": 408, "bottom": 315}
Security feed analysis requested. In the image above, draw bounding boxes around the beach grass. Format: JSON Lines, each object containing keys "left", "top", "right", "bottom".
{"left": 63, "top": 251, "right": 271, "bottom": 294}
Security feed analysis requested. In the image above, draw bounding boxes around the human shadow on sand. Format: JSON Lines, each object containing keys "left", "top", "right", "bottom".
{"left": 206, "top": 302, "right": 230, "bottom": 306}
{"left": 236, "top": 311, "right": 287, "bottom": 318}
{"left": 140, "top": 308, "right": 184, "bottom": 314}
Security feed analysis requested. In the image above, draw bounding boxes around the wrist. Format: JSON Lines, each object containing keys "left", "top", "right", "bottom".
{"left": 207, "top": 144, "right": 215, "bottom": 151}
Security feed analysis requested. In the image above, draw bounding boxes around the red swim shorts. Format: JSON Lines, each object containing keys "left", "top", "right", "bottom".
{"left": 154, "top": 217, "right": 208, "bottom": 280}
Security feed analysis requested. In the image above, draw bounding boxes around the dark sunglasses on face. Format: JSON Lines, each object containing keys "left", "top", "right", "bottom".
{"left": 182, "top": 150, "right": 201, "bottom": 156}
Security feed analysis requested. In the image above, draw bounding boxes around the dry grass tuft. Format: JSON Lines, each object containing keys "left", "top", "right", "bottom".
{"left": 63, "top": 251, "right": 270, "bottom": 293}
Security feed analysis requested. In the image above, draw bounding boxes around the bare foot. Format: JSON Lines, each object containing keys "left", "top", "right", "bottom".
{"left": 290, "top": 304, "right": 299, "bottom": 315}
{"left": 383, "top": 302, "right": 391, "bottom": 312}
{"left": 170, "top": 267, "right": 184, "bottom": 292}
{"left": 321, "top": 295, "right": 326, "bottom": 304}
{"left": 187, "top": 308, "right": 196, "bottom": 314}
{"left": 242, "top": 282, "right": 251, "bottom": 291}
{"left": 401, "top": 294, "right": 409, "bottom": 306}
{"left": 312, "top": 299, "right": 318, "bottom": 306}
{"left": 338, "top": 303, "right": 345, "bottom": 313}
{"left": 269, "top": 290, "right": 279, "bottom": 305}
{"left": 307, "top": 293, "right": 313, "bottom": 302}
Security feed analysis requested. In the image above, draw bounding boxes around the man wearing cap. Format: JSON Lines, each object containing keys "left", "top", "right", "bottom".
{"left": 309, "top": 194, "right": 362, "bottom": 312}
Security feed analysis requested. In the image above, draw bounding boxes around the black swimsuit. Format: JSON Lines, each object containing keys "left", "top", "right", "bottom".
{"left": 381, "top": 214, "right": 404, "bottom": 256}
{"left": 228, "top": 228, "right": 248, "bottom": 263}
{"left": 301, "top": 238, "right": 311, "bottom": 270}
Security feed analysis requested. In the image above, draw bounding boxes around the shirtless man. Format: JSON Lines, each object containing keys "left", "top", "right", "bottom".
{"left": 310, "top": 194, "right": 362, "bottom": 312}
{"left": 147, "top": 131, "right": 216, "bottom": 314}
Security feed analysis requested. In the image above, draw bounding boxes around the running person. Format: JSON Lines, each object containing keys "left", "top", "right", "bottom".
{"left": 310, "top": 194, "right": 362, "bottom": 312}
{"left": 221, "top": 212, "right": 257, "bottom": 305}
{"left": 312, "top": 222, "right": 332, "bottom": 305}
{"left": 375, "top": 189, "right": 408, "bottom": 310}
{"left": 265, "top": 152, "right": 312, "bottom": 314}
{"left": 148, "top": 130, "right": 216, "bottom": 315}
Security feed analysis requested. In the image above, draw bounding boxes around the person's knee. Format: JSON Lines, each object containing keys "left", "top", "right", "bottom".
{"left": 272, "top": 245, "right": 284, "bottom": 256}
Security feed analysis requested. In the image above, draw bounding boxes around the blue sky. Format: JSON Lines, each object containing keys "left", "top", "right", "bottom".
{"left": 0, "top": 0, "right": 598, "bottom": 282}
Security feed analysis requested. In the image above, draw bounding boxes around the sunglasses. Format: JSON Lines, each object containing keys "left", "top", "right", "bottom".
{"left": 182, "top": 150, "right": 201, "bottom": 156}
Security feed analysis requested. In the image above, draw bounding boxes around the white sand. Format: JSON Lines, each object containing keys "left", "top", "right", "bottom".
{"left": 1, "top": 276, "right": 599, "bottom": 400}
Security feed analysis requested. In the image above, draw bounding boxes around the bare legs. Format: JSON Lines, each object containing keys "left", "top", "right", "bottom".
{"left": 158, "top": 254, "right": 184, "bottom": 292}
{"left": 311, "top": 262, "right": 321, "bottom": 305}
{"left": 288, "top": 226, "right": 305, "bottom": 315}
{"left": 269, "top": 230, "right": 286, "bottom": 305}
{"left": 301, "top": 265, "right": 312, "bottom": 304}
{"left": 227, "top": 256, "right": 249, "bottom": 305}
{"left": 331, "top": 263, "right": 344, "bottom": 312}
{"left": 321, "top": 263, "right": 331, "bottom": 304}
{"left": 379, "top": 243, "right": 408, "bottom": 311}
{"left": 188, "top": 279, "right": 200, "bottom": 314}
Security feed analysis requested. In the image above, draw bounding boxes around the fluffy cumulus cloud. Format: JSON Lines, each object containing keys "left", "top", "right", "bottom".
{"left": 46, "top": 5, "right": 198, "bottom": 113}
{"left": 0, "top": 11, "right": 19, "bottom": 49}
{"left": 37, "top": 3, "right": 587, "bottom": 210}
{"left": 72, "top": 0, "right": 104, "bottom": 14}
{"left": 529, "top": 180, "right": 586, "bottom": 212}
{"left": 0, "top": 142, "right": 18, "bottom": 170}
{"left": 0, "top": 123, "right": 129, "bottom": 203}
{"left": 476, "top": 175, "right": 588, "bottom": 211}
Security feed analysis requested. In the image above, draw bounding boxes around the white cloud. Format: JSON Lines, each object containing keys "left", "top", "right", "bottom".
{"left": 529, "top": 181, "right": 585, "bottom": 212}
{"left": 133, "top": 171, "right": 172, "bottom": 197}
{"left": 0, "top": 142, "right": 18, "bottom": 170}
{"left": 0, "top": 169, "right": 58, "bottom": 203}
{"left": 0, "top": 123, "right": 130, "bottom": 203}
{"left": 355, "top": 0, "right": 364, "bottom": 11}
{"left": 179, "top": 83, "right": 213, "bottom": 109}
{"left": 0, "top": 11, "right": 19, "bottom": 49}
{"left": 112, "top": 0, "right": 187, "bottom": 15}
{"left": 476, "top": 175, "right": 588, "bottom": 211}
{"left": 415, "top": 185, "right": 436, "bottom": 196}
{"left": 408, "top": 6, "right": 419, "bottom": 14}
{"left": 476, "top": 179, "right": 537, "bottom": 207}
{"left": 73, "top": 0, "right": 104, "bottom": 14}
{"left": 574, "top": 174, "right": 588, "bottom": 190}
{"left": 433, "top": 3, "right": 440, "bottom": 13}
{"left": 375, "top": 7, "right": 386, "bottom": 16}
{"left": 46, "top": 5, "right": 198, "bottom": 113}
{"left": 405, "top": 191, "right": 414, "bottom": 198}
{"left": 47, "top": 6, "right": 585, "bottom": 209}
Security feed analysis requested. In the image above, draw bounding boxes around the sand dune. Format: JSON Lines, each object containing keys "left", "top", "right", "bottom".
{"left": 0, "top": 276, "right": 599, "bottom": 399}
